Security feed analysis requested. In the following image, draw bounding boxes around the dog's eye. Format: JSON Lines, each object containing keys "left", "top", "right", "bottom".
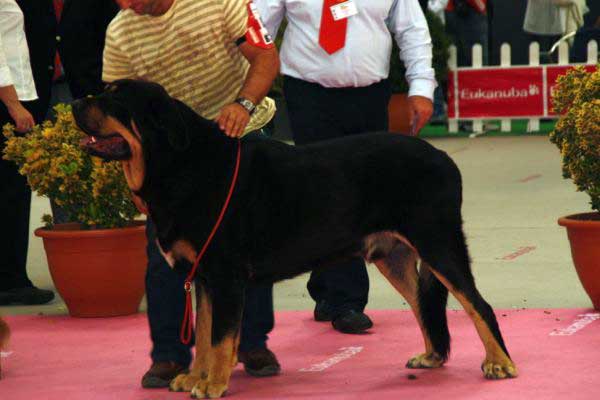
{"left": 104, "top": 83, "right": 118, "bottom": 92}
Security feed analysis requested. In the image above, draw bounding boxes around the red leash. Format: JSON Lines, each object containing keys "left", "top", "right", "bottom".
{"left": 180, "top": 139, "right": 242, "bottom": 344}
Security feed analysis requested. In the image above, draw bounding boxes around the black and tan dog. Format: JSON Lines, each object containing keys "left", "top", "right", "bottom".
{"left": 72, "top": 79, "right": 517, "bottom": 398}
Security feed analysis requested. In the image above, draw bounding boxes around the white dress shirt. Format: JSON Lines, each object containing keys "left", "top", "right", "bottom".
{"left": 0, "top": 0, "right": 37, "bottom": 101}
{"left": 255, "top": 0, "right": 436, "bottom": 99}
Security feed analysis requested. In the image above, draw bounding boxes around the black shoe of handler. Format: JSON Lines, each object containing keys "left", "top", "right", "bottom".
{"left": 313, "top": 300, "right": 334, "bottom": 322}
{"left": 332, "top": 310, "right": 373, "bottom": 334}
{"left": 0, "top": 286, "right": 55, "bottom": 305}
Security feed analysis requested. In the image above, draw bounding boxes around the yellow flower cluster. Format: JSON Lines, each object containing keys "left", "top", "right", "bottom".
{"left": 550, "top": 66, "right": 600, "bottom": 212}
{"left": 2, "top": 104, "right": 139, "bottom": 229}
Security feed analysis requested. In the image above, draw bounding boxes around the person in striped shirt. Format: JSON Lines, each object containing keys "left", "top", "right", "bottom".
{"left": 105, "top": 0, "right": 281, "bottom": 387}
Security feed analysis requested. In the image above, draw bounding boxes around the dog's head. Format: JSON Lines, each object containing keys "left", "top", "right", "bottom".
{"left": 72, "top": 79, "right": 191, "bottom": 192}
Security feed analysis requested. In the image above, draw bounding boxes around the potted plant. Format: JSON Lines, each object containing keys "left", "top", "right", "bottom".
{"left": 388, "top": 10, "right": 450, "bottom": 134}
{"left": 550, "top": 66, "right": 600, "bottom": 310}
{"left": 2, "top": 104, "right": 147, "bottom": 317}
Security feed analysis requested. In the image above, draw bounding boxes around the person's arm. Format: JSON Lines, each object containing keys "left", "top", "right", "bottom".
{"left": 216, "top": 0, "right": 280, "bottom": 138}
{"left": 387, "top": 0, "right": 436, "bottom": 135}
{"left": 0, "top": 27, "right": 34, "bottom": 132}
{"left": 254, "top": 0, "right": 286, "bottom": 42}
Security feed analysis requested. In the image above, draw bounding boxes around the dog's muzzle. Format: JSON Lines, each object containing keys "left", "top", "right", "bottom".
{"left": 80, "top": 134, "right": 132, "bottom": 161}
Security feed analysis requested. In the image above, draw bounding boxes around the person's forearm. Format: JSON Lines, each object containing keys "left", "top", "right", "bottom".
{"left": 238, "top": 49, "right": 280, "bottom": 104}
{"left": 0, "top": 85, "right": 21, "bottom": 110}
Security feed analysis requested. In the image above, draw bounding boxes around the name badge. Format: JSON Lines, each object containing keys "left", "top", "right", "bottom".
{"left": 330, "top": 1, "right": 358, "bottom": 21}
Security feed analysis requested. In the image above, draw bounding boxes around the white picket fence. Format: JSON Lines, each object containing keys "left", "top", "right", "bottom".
{"left": 447, "top": 39, "right": 599, "bottom": 134}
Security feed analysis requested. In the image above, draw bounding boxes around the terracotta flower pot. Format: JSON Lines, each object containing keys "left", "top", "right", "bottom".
{"left": 35, "top": 221, "right": 147, "bottom": 317}
{"left": 388, "top": 93, "right": 412, "bottom": 135}
{"left": 558, "top": 212, "right": 600, "bottom": 310}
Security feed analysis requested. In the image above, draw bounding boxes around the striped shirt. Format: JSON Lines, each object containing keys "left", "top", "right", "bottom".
{"left": 103, "top": 0, "right": 275, "bottom": 133}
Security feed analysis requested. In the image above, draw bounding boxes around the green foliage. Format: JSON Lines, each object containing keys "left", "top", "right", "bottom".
{"left": 550, "top": 66, "right": 600, "bottom": 212}
{"left": 2, "top": 104, "right": 140, "bottom": 229}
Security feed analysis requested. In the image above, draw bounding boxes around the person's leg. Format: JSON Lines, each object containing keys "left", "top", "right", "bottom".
{"left": 284, "top": 78, "right": 382, "bottom": 333}
{"left": 316, "top": 81, "right": 391, "bottom": 331}
{"left": 142, "top": 218, "right": 192, "bottom": 388}
{"left": 283, "top": 76, "right": 343, "bottom": 313}
{"left": 238, "top": 283, "right": 280, "bottom": 376}
{"left": 0, "top": 103, "right": 54, "bottom": 305}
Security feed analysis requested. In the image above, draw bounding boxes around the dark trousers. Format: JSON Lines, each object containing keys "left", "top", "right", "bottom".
{"left": 145, "top": 131, "right": 274, "bottom": 365}
{"left": 445, "top": 9, "right": 489, "bottom": 67}
{"left": 283, "top": 76, "right": 392, "bottom": 316}
{"left": 0, "top": 101, "right": 44, "bottom": 291}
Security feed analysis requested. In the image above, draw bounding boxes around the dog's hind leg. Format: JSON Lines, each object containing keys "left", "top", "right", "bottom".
{"left": 365, "top": 233, "right": 447, "bottom": 369}
{"left": 418, "top": 231, "right": 517, "bottom": 379}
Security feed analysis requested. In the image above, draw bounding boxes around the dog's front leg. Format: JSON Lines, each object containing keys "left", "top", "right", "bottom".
{"left": 170, "top": 282, "right": 213, "bottom": 393}
{"left": 184, "top": 280, "right": 243, "bottom": 399}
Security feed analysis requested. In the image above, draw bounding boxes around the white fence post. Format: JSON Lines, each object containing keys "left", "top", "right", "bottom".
{"left": 448, "top": 45, "right": 458, "bottom": 134}
{"left": 527, "top": 42, "right": 540, "bottom": 133}
{"left": 500, "top": 43, "right": 512, "bottom": 133}
{"left": 587, "top": 40, "right": 598, "bottom": 65}
{"left": 471, "top": 44, "right": 484, "bottom": 135}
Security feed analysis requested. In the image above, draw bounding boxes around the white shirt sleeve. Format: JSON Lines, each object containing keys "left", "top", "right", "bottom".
{"left": 0, "top": 29, "right": 15, "bottom": 88}
{"left": 253, "top": 0, "right": 286, "bottom": 41}
{"left": 387, "top": 0, "right": 437, "bottom": 100}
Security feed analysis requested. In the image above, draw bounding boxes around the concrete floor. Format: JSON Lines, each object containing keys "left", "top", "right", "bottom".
{"left": 0, "top": 135, "right": 593, "bottom": 317}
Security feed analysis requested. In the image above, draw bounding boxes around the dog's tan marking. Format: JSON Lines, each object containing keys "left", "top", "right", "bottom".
{"left": 0, "top": 317, "right": 9, "bottom": 379}
{"left": 428, "top": 270, "right": 518, "bottom": 379}
{"left": 170, "top": 284, "right": 212, "bottom": 393}
{"left": 191, "top": 334, "right": 238, "bottom": 399}
{"left": 367, "top": 233, "right": 445, "bottom": 369}
{"left": 158, "top": 239, "right": 197, "bottom": 270}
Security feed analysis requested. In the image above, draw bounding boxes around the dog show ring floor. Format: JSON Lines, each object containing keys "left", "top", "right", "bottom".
{"left": 1, "top": 135, "right": 600, "bottom": 399}
{"left": 1, "top": 309, "right": 599, "bottom": 399}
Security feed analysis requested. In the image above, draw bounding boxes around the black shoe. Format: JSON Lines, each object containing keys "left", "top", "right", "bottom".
{"left": 0, "top": 286, "right": 55, "bottom": 305}
{"left": 332, "top": 310, "right": 373, "bottom": 334}
{"left": 314, "top": 300, "right": 334, "bottom": 322}
{"left": 238, "top": 348, "right": 281, "bottom": 377}
{"left": 141, "top": 361, "right": 187, "bottom": 388}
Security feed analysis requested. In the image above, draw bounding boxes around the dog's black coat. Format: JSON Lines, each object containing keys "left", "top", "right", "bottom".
{"left": 73, "top": 80, "right": 513, "bottom": 381}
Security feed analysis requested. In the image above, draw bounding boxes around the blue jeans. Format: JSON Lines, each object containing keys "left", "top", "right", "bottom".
{"left": 145, "top": 218, "right": 274, "bottom": 366}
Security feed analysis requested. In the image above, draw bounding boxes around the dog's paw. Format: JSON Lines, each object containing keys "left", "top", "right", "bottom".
{"left": 191, "top": 381, "right": 228, "bottom": 399}
{"left": 481, "top": 359, "right": 518, "bottom": 379}
{"left": 405, "top": 352, "right": 445, "bottom": 369}
{"left": 169, "top": 372, "right": 205, "bottom": 392}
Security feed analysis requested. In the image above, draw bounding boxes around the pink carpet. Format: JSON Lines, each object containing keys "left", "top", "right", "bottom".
{"left": 1, "top": 308, "right": 599, "bottom": 399}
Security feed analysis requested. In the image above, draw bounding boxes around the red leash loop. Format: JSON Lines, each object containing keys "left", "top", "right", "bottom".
{"left": 180, "top": 139, "right": 242, "bottom": 344}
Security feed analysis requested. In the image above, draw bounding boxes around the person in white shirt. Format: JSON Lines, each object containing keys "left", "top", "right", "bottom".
{"left": 255, "top": 0, "right": 436, "bottom": 335}
{"left": 0, "top": 0, "right": 55, "bottom": 306}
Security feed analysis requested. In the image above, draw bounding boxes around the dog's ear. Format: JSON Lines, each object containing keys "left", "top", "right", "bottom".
{"left": 133, "top": 97, "right": 191, "bottom": 151}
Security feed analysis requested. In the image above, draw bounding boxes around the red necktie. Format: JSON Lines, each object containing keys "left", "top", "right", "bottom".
{"left": 52, "top": 0, "right": 64, "bottom": 81}
{"left": 318, "top": 0, "right": 347, "bottom": 55}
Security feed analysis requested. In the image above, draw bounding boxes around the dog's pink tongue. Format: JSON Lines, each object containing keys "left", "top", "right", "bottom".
{"left": 79, "top": 135, "right": 131, "bottom": 160}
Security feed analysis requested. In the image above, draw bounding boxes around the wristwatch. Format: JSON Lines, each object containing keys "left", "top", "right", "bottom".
{"left": 235, "top": 97, "right": 256, "bottom": 115}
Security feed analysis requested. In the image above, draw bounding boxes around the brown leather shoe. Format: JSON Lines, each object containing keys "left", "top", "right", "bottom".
{"left": 141, "top": 361, "right": 187, "bottom": 388}
{"left": 238, "top": 348, "right": 281, "bottom": 377}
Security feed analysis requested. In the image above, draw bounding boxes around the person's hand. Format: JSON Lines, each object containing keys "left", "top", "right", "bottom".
{"left": 131, "top": 192, "right": 148, "bottom": 215}
{"left": 8, "top": 102, "right": 35, "bottom": 133}
{"left": 408, "top": 95, "right": 433, "bottom": 136}
{"left": 215, "top": 103, "right": 251, "bottom": 138}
